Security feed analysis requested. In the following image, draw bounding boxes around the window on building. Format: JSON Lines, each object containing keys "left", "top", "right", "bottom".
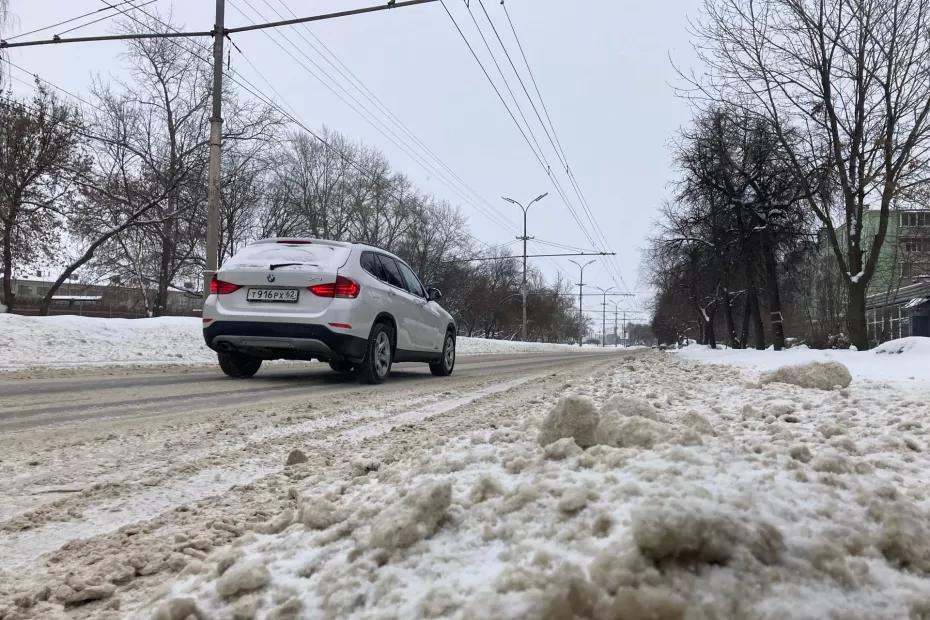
{"left": 17, "top": 285, "right": 32, "bottom": 296}
{"left": 901, "top": 212, "right": 930, "bottom": 227}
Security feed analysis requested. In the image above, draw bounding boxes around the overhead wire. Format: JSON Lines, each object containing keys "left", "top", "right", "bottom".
{"left": 443, "top": 0, "right": 626, "bottom": 295}
{"left": 228, "top": 0, "right": 520, "bottom": 236}
{"left": 92, "top": 0, "right": 524, "bottom": 252}
{"left": 56, "top": 0, "right": 161, "bottom": 38}
{"left": 269, "top": 0, "right": 517, "bottom": 236}
{"left": 438, "top": 0, "right": 603, "bottom": 266}
{"left": 3, "top": 0, "right": 152, "bottom": 41}
{"left": 493, "top": 0, "right": 633, "bottom": 294}
{"left": 496, "top": 0, "right": 629, "bottom": 289}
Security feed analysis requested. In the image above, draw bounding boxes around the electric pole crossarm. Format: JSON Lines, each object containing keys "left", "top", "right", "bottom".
{"left": 0, "top": 0, "right": 438, "bottom": 49}
{"left": 443, "top": 252, "right": 615, "bottom": 264}
{"left": 226, "top": 0, "right": 439, "bottom": 34}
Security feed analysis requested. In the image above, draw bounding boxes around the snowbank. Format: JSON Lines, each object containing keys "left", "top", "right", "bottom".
{"left": 674, "top": 339, "right": 930, "bottom": 387}
{"left": 145, "top": 352, "right": 930, "bottom": 619}
{"left": 0, "top": 314, "right": 595, "bottom": 371}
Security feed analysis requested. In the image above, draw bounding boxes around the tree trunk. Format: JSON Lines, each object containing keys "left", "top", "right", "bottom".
{"left": 760, "top": 235, "right": 786, "bottom": 351}
{"left": 1, "top": 224, "right": 14, "bottom": 312}
{"left": 705, "top": 310, "right": 717, "bottom": 349}
{"left": 748, "top": 287, "right": 765, "bottom": 350}
{"left": 154, "top": 218, "right": 174, "bottom": 317}
{"left": 739, "top": 294, "right": 751, "bottom": 349}
{"left": 847, "top": 281, "right": 868, "bottom": 349}
{"left": 722, "top": 287, "right": 738, "bottom": 348}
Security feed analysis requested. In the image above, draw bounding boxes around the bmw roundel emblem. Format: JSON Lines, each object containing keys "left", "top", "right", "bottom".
{"left": 266, "top": 273, "right": 276, "bottom": 283}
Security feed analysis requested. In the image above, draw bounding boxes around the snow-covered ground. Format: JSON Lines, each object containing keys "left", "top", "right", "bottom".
{"left": 0, "top": 314, "right": 592, "bottom": 371}
{"left": 133, "top": 350, "right": 930, "bottom": 619}
{"left": 2, "top": 342, "right": 929, "bottom": 619}
{"left": 675, "top": 338, "right": 930, "bottom": 388}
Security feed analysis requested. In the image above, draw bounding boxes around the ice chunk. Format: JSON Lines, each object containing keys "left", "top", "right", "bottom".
{"left": 537, "top": 395, "right": 599, "bottom": 448}
{"left": 760, "top": 361, "right": 852, "bottom": 390}
{"left": 369, "top": 481, "right": 452, "bottom": 550}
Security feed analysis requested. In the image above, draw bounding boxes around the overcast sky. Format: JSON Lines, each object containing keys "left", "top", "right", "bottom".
{"left": 4, "top": 0, "right": 703, "bottom": 319}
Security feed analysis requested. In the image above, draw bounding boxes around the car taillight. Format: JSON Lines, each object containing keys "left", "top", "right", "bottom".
{"left": 210, "top": 275, "right": 241, "bottom": 295}
{"left": 309, "top": 276, "right": 360, "bottom": 299}
{"left": 277, "top": 239, "right": 312, "bottom": 245}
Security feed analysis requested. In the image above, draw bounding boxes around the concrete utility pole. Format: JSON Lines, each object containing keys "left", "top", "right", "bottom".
{"left": 569, "top": 259, "right": 596, "bottom": 347}
{"left": 503, "top": 193, "right": 547, "bottom": 342}
{"left": 204, "top": 0, "right": 226, "bottom": 298}
{"left": 593, "top": 286, "right": 613, "bottom": 347}
{"left": 610, "top": 301, "right": 619, "bottom": 347}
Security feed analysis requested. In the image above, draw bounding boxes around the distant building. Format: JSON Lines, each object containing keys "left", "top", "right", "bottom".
{"left": 867, "top": 280, "right": 930, "bottom": 340}
{"left": 7, "top": 278, "right": 202, "bottom": 317}
{"left": 827, "top": 208, "right": 930, "bottom": 343}
{"left": 835, "top": 208, "right": 930, "bottom": 294}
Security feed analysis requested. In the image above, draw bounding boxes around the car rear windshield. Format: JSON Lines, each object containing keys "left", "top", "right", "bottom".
{"left": 225, "top": 242, "right": 350, "bottom": 270}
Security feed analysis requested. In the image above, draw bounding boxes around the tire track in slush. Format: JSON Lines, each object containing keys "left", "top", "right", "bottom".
{"left": 0, "top": 376, "right": 535, "bottom": 570}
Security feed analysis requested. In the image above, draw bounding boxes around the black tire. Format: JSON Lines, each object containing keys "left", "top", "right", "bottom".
{"left": 430, "top": 331, "right": 456, "bottom": 377}
{"left": 357, "top": 322, "right": 394, "bottom": 384}
{"left": 218, "top": 351, "right": 262, "bottom": 378}
{"left": 329, "top": 360, "right": 354, "bottom": 373}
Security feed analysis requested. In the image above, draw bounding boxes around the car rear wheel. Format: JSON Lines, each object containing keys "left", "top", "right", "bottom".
{"left": 329, "top": 360, "right": 354, "bottom": 373}
{"left": 430, "top": 332, "right": 456, "bottom": 377}
{"left": 358, "top": 323, "right": 394, "bottom": 384}
{"left": 218, "top": 351, "right": 262, "bottom": 378}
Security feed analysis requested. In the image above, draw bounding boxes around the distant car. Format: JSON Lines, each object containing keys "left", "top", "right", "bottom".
{"left": 202, "top": 238, "right": 456, "bottom": 383}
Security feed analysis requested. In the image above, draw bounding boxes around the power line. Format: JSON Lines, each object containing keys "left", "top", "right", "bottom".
{"left": 103, "top": 0, "right": 519, "bottom": 258}
{"left": 439, "top": 0, "right": 604, "bottom": 262}
{"left": 496, "top": 2, "right": 631, "bottom": 294}
{"left": 266, "top": 0, "right": 519, "bottom": 235}
{"left": 443, "top": 251, "right": 615, "bottom": 263}
{"left": 0, "top": 0, "right": 439, "bottom": 49}
{"left": 229, "top": 0, "right": 519, "bottom": 235}
{"left": 3, "top": 0, "right": 150, "bottom": 41}
{"left": 57, "top": 0, "right": 161, "bottom": 38}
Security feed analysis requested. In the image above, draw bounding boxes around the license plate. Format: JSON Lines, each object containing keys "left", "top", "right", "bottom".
{"left": 246, "top": 288, "right": 299, "bottom": 303}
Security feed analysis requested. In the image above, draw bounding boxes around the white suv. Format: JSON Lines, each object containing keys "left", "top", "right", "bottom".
{"left": 202, "top": 238, "right": 456, "bottom": 383}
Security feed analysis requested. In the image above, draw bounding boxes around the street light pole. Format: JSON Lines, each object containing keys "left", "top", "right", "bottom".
{"left": 502, "top": 193, "right": 547, "bottom": 342}
{"left": 593, "top": 286, "right": 614, "bottom": 347}
{"left": 569, "top": 259, "right": 596, "bottom": 347}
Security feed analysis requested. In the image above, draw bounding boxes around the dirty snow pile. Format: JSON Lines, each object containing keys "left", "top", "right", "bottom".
{"left": 143, "top": 354, "right": 930, "bottom": 619}
{"left": 676, "top": 337, "right": 930, "bottom": 388}
{"left": 0, "top": 314, "right": 593, "bottom": 371}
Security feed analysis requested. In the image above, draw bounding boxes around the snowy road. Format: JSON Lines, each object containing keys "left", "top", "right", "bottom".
{"left": 0, "top": 349, "right": 624, "bottom": 619}
{"left": 0, "top": 352, "right": 617, "bottom": 432}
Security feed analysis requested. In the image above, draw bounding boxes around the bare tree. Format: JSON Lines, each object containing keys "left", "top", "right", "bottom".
{"left": 0, "top": 86, "right": 86, "bottom": 312}
{"left": 691, "top": 0, "right": 930, "bottom": 348}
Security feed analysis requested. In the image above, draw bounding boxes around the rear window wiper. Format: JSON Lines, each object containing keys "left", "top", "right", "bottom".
{"left": 269, "top": 262, "right": 316, "bottom": 270}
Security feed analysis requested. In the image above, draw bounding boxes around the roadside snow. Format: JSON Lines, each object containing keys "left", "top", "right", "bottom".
{"left": 675, "top": 338, "right": 930, "bottom": 388}
{"left": 0, "top": 314, "right": 592, "bottom": 371}
{"left": 141, "top": 352, "right": 930, "bottom": 619}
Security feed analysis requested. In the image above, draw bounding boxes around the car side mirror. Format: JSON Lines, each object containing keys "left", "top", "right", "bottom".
{"left": 427, "top": 287, "right": 443, "bottom": 302}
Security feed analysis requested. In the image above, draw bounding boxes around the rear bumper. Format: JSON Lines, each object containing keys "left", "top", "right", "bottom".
{"left": 203, "top": 321, "right": 367, "bottom": 362}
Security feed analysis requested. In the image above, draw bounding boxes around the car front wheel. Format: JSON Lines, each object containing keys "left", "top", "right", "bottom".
{"left": 358, "top": 323, "right": 394, "bottom": 384}
{"left": 218, "top": 351, "right": 262, "bottom": 378}
{"left": 430, "top": 332, "right": 456, "bottom": 377}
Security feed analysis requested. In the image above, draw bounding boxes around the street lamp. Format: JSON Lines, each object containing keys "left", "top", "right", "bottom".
{"left": 502, "top": 192, "right": 548, "bottom": 342}
{"left": 593, "top": 286, "right": 614, "bottom": 347}
{"left": 568, "top": 258, "right": 596, "bottom": 347}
